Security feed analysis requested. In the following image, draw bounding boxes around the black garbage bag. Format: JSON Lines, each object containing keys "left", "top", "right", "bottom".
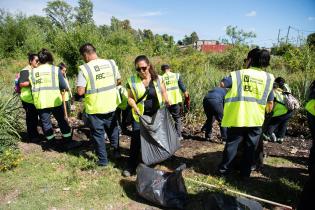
{"left": 136, "top": 163, "right": 187, "bottom": 209}
{"left": 204, "top": 193, "right": 263, "bottom": 210}
{"left": 140, "top": 107, "right": 180, "bottom": 165}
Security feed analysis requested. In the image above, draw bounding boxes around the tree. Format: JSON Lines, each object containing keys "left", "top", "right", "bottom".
{"left": 44, "top": 0, "right": 73, "bottom": 30}
{"left": 226, "top": 25, "right": 256, "bottom": 45}
{"left": 75, "top": 0, "right": 94, "bottom": 25}
{"left": 307, "top": 33, "right": 315, "bottom": 48}
{"left": 182, "top": 31, "right": 199, "bottom": 45}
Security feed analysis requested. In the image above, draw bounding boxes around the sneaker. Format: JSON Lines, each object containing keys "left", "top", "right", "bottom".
{"left": 262, "top": 133, "right": 271, "bottom": 141}
{"left": 97, "top": 161, "right": 108, "bottom": 167}
{"left": 277, "top": 138, "right": 284, "bottom": 144}
{"left": 271, "top": 133, "right": 277, "bottom": 142}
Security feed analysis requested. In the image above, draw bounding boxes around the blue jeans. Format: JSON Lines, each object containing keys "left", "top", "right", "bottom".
{"left": 87, "top": 112, "right": 119, "bottom": 165}
{"left": 168, "top": 104, "right": 182, "bottom": 137}
{"left": 219, "top": 127, "right": 262, "bottom": 177}
{"left": 38, "top": 105, "right": 71, "bottom": 140}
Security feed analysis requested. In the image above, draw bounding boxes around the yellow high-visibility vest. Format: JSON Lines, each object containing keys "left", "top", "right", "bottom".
{"left": 272, "top": 88, "right": 288, "bottom": 117}
{"left": 20, "top": 65, "right": 33, "bottom": 104}
{"left": 30, "top": 64, "right": 62, "bottom": 109}
{"left": 127, "top": 74, "right": 163, "bottom": 123}
{"left": 80, "top": 59, "right": 120, "bottom": 114}
{"left": 162, "top": 72, "right": 182, "bottom": 105}
{"left": 306, "top": 99, "right": 315, "bottom": 116}
{"left": 222, "top": 68, "right": 274, "bottom": 127}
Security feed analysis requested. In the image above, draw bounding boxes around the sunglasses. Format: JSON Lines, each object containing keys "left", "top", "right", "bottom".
{"left": 136, "top": 66, "right": 148, "bottom": 72}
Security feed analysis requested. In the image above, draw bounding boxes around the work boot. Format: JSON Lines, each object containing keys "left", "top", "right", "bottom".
{"left": 271, "top": 133, "right": 277, "bottom": 142}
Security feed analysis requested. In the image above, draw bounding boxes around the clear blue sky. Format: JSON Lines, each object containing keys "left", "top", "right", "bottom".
{"left": 1, "top": 0, "right": 315, "bottom": 47}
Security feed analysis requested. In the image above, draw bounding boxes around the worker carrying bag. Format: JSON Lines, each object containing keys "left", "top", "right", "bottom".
{"left": 283, "top": 92, "right": 300, "bottom": 111}
{"left": 136, "top": 163, "right": 187, "bottom": 209}
{"left": 139, "top": 107, "right": 180, "bottom": 165}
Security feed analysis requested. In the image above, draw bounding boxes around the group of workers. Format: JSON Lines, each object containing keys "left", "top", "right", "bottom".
{"left": 18, "top": 44, "right": 314, "bottom": 181}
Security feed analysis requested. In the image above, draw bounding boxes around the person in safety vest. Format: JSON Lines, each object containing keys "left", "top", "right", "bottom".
{"left": 59, "top": 62, "right": 72, "bottom": 115}
{"left": 30, "top": 49, "right": 73, "bottom": 146}
{"left": 217, "top": 48, "right": 275, "bottom": 178}
{"left": 18, "top": 53, "right": 40, "bottom": 141}
{"left": 122, "top": 55, "right": 169, "bottom": 177}
{"left": 306, "top": 80, "right": 315, "bottom": 174}
{"left": 201, "top": 87, "right": 227, "bottom": 142}
{"left": 263, "top": 77, "right": 293, "bottom": 143}
{"left": 161, "top": 64, "right": 189, "bottom": 140}
{"left": 76, "top": 43, "right": 121, "bottom": 166}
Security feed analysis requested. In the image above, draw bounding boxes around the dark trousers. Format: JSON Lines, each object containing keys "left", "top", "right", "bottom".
{"left": 22, "top": 101, "right": 39, "bottom": 139}
{"left": 168, "top": 104, "right": 182, "bottom": 137}
{"left": 307, "top": 112, "right": 315, "bottom": 174}
{"left": 127, "top": 120, "right": 141, "bottom": 170}
{"left": 265, "top": 111, "right": 293, "bottom": 138}
{"left": 202, "top": 98, "right": 227, "bottom": 139}
{"left": 219, "top": 127, "right": 262, "bottom": 177}
{"left": 38, "top": 105, "right": 71, "bottom": 140}
{"left": 87, "top": 112, "right": 119, "bottom": 165}
{"left": 115, "top": 106, "right": 131, "bottom": 132}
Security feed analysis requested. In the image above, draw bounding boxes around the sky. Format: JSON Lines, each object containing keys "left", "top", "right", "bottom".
{"left": 1, "top": 0, "right": 315, "bottom": 47}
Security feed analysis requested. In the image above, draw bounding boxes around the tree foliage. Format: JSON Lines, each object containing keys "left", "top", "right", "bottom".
{"left": 225, "top": 25, "right": 256, "bottom": 44}
{"left": 44, "top": 0, "right": 73, "bottom": 30}
{"left": 75, "top": 0, "right": 94, "bottom": 25}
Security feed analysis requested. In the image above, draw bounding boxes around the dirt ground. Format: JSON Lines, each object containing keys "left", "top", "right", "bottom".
{"left": 16, "top": 117, "right": 312, "bottom": 210}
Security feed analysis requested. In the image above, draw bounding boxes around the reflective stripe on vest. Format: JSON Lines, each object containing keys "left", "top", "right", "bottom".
{"left": 306, "top": 99, "right": 315, "bottom": 116}
{"left": 128, "top": 74, "right": 163, "bottom": 122}
{"left": 224, "top": 70, "right": 272, "bottom": 105}
{"left": 30, "top": 65, "right": 62, "bottom": 109}
{"left": 163, "top": 72, "right": 182, "bottom": 105}
{"left": 222, "top": 69, "right": 274, "bottom": 127}
{"left": 20, "top": 66, "right": 34, "bottom": 104}
{"left": 81, "top": 59, "right": 120, "bottom": 114}
{"left": 273, "top": 89, "right": 288, "bottom": 117}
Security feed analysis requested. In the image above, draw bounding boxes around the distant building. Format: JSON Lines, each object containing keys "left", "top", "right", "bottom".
{"left": 194, "top": 40, "right": 230, "bottom": 53}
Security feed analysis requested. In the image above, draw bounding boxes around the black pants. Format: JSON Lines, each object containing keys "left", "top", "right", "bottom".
{"left": 38, "top": 105, "right": 71, "bottom": 140}
{"left": 265, "top": 111, "right": 293, "bottom": 138}
{"left": 115, "top": 106, "right": 131, "bottom": 132}
{"left": 22, "top": 101, "right": 39, "bottom": 139}
{"left": 127, "top": 120, "right": 141, "bottom": 171}
{"left": 307, "top": 112, "right": 315, "bottom": 174}
{"left": 168, "top": 104, "right": 182, "bottom": 138}
{"left": 219, "top": 127, "right": 262, "bottom": 177}
{"left": 202, "top": 98, "right": 227, "bottom": 139}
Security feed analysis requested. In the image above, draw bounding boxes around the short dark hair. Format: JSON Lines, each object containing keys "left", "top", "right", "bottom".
{"left": 275, "top": 77, "right": 285, "bottom": 87}
{"left": 79, "top": 43, "right": 96, "bottom": 55}
{"left": 38, "top": 48, "right": 54, "bottom": 64}
{"left": 259, "top": 49, "right": 270, "bottom": 68}
{"left": 247, "top": 48, "right": 261, "bottom": 67}
{"left": 161, "top": 64, "right": 170, "bottom": 71}
{"left": 58, "top": 62, "right": 66, "bottom": 69}
{"left": 27, "top": 52, "right": 38, "bottom": 63}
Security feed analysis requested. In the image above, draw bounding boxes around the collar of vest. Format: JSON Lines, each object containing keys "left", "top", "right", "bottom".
{"left": 248, "top": 67, "right": 262, "bottom": 71}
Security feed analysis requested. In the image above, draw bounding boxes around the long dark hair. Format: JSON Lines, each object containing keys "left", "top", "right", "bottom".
{"left": 38, "top": 48, "right": 54, "bottom": 64}
{"left": 134, "top": 55, "right": 158, "bottom": 80}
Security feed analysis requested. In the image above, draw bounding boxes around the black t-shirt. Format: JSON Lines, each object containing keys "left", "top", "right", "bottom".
{"left": 143, "top": 80, "right": 159, "bottom": 116}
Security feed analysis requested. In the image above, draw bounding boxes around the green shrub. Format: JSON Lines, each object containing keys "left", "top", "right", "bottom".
{"left": 0, "top": 148, "right": 22, "bottom": 172}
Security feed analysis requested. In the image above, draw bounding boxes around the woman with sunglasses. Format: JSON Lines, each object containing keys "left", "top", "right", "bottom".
{"left": 18, "top": 53, "right": 40, "bottom": 142}
{"left": 122, "top": 55, "right": 169, "bottom": 177}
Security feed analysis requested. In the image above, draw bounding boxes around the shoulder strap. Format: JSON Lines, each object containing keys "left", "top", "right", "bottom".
{"left": 136, "top": 87, "right": 149, "bottom": 104}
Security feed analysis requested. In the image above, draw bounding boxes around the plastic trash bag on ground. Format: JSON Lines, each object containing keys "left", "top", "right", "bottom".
{"left": 204, "top": 193, "right": 263, "bottom": 210}
{"left": 136, "top": 163, "right": 187, "bottom": 209}
{"left": 140, "top": 107, "right": 180, "bottom": 165}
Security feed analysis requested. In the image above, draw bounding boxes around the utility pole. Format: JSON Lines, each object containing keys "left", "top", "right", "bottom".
{"left": 285, "top": 26, "right": 291, "bottom": 44}
{"left": 277, "top": 29, "right": 281, "bottom": 45}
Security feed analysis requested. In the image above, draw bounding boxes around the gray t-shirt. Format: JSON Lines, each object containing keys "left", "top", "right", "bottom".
{"left": 77, "top": 59, "right": 121, "bottom": 87}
